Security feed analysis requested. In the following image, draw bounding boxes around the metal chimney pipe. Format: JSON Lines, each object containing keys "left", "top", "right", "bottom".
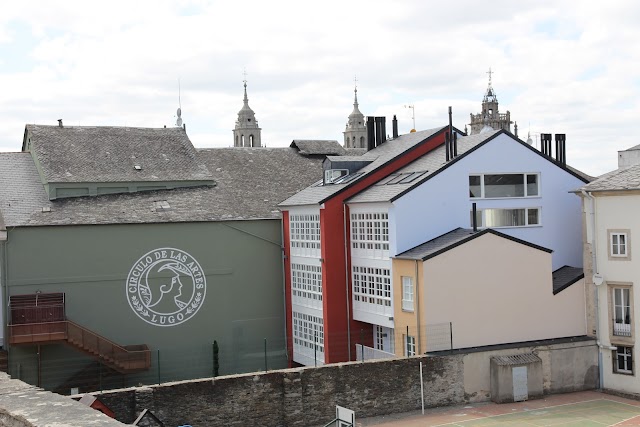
{"left": 453, "top": 132, "right": 458, "bottom": 158}
{"left": 445, "top": 132, "right": 450, "bottom": 162}
{"left": 392, "top": 115, "right": 398, "bottom": 138}
{"left": 57, "top": 119, "right": 63, "bottom": 128}
{"left": 366, "top": 117, "right": 375, "bottom": 151}
{"left": 472, "top": 203, "right": 478, "bottom": 232}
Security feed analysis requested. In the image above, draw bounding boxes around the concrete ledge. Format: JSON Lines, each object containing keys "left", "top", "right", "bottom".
{"left": 0, "top": 373, "right": 128, "bottom": 426}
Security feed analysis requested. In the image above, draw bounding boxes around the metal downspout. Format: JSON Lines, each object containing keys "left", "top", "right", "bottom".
{"left": 343, "top": 204, "right": 352, "bottom": 361}
{"left": 415, "top": 260, "right": 421, "bottom": 353}
{"left": 280, "top": 219, "right": 289, "bottom": 364}
{"left": 581, "top": 189, "right": 602, "bottom": 390}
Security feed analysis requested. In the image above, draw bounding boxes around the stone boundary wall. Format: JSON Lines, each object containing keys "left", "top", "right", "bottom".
{"left": 95, "top": 339, "right": 598, "bottom": 427}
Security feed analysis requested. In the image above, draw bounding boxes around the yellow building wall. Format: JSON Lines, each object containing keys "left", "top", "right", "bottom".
{"left": 392, "top": 259, "right": 426, "bottom": 356}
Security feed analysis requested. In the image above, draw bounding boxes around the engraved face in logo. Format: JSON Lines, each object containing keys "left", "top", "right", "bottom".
{"left": 126, "top": 248, "right": 206, "bottom": 327}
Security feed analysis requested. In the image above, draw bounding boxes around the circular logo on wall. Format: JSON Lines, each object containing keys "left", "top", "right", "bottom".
{"left": 126, "top": 248, "right": 206, "bottom": 327}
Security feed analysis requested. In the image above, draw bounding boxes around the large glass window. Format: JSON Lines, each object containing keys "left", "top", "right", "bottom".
{"left": 405, "top": 335, "right": 416, "bottom": 356}
{"left": 351, "top": 213, "right": 389, "bottom": 251}
{"left": 469, "top": 174, "right": 539, "bottom": 199}
{"left": 613, "top": 287, "right": 632, "bottom": 337}
{"left": 352, "top": 266, "right": 391, "bottom": 307}
{"left": 470, "top": 207, "right": 541, "bottom": 228}
{"left": 291, "top": 263, "right": 322, "bottom": 308}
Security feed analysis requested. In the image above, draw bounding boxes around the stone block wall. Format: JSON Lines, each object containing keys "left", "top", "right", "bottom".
{"left": 99, "top": 355, "right": 464, "bottom": 426}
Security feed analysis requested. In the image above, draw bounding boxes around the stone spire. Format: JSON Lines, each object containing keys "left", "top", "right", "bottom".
{"left": 233, "top": 77, "right": 262, "bottom": 147}
{"left": 469, "top": 68, "right": 513, "bottom": 135}
{"left": 343, "top": 82, "right": 367, "bottom": 148}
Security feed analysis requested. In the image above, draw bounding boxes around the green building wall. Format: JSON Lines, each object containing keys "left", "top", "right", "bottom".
{"left": 3, "top": 219, "right": 287, "bottom": 392}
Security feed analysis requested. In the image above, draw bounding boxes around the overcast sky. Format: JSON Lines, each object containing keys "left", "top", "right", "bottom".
{"left": 0, "top": 1, "right": 637, "bottom": 176}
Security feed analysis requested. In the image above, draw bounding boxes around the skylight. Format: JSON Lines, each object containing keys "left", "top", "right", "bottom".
{"left": 375, "top": 171, "right": 427, "bottom": 185}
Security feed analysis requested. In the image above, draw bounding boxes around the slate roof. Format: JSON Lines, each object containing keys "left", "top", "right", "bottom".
{"left": 349, "top": 130, "right": 500, "bottom": 203}
{"left": 290, "top": 140, "right": 346, "bottom": 156}
{"left": 580, "top": 163, "right": 640, "bottom": 192}
{"left": 552, "top": 266, "right": 584, "bottom": 295}
{"left": 280, "top": 127, "right": 445, "bottom": 206}
{"left": 349, "top": 130, "right": 592, "bottom": 204}
{"left": 25, "top": 125, "right": 213, "bottom": 183}
{"left": 395, "top": 227, "right": 552, "bottom": 261}
{"left": 0, "top": 147, "right": 325, "bottom": 227}
{"left": 0, "top": 152, "right": 51, "bottom": 227}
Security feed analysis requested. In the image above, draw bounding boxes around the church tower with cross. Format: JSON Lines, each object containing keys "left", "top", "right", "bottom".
{"left": 469, "top": 68, "right": 513, "bottom": 135}
{"left": 233, "top": 74, "right": 262, "bottom": 147}
{"left": 343, "top": 79, "right": 368, "bottom": 148}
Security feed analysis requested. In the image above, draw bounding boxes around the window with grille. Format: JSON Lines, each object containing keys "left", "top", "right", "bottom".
{"left": 352, "top": 266, "right": 391, "bottom": 307}
{"left": 291, "top": 263, "right": 322, "bottom": 308}
{"left": 290, "top": 214, "right": 320, "bottom": 254}
{"left": 292, "top": 311, "right": 324, "bottom": 356}
{"left": 351, "top": 212, "right": 389, "bottom": 251}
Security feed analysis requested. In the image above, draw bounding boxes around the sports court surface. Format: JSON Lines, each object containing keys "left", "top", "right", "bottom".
{"left": 358, "top": 391, "right": 640, "bottom": 427}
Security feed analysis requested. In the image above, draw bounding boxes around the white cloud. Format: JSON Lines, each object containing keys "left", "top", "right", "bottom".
{"left": 0, "top": 0, "right": 636, "bottom": 175}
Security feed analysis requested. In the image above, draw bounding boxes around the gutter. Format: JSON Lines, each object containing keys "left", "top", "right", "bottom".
{"left": 581, "top": 189, "right": 603, "bottom": 389}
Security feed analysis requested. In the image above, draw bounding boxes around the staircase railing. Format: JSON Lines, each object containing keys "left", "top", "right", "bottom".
{"left": 8, "top": 320, "right": 150, "bottom": 373}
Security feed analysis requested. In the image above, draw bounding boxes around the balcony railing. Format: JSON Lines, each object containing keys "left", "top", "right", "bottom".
{"left": 614, "top": 322, "right": 632, "bottom": 337}
{"left": 355, "top": 344, "right": 395, "bottom": 361}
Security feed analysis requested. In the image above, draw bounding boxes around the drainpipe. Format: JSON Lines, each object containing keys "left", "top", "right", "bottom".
{"left": 279, "top": 220, "right": 289, "bottom": 365}
{"left": 415, "top": 260, "right": 421, "bottom": 353}
{"left": 581, "top": 189, "right": 603, "bottom": 390}
{"left": 343, "top": 204, "right": 352, "bottom": 361}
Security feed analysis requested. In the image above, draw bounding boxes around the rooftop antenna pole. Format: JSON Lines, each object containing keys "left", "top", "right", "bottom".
{"left": 176, "top": 77, "right": 183, "bottom": 128}
{"left": 404, "top": 104, "right": 415, "bottom": 131}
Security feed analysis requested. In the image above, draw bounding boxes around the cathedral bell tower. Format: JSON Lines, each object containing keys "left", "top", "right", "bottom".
{"left": 343, "top": 85, "right": 367, "bottom": 148}
{"left": 233, "top": 79, "right": 262, "bottom": 147}
{"left": 469, "top": 68, "right": 512, "bottom": 135}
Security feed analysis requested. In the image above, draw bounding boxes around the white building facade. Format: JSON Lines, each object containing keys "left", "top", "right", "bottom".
{"left": 579, "top": 164, "right": 640, "bottom": 394}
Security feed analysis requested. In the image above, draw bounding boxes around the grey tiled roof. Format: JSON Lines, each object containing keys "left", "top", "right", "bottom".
{"left": 394, "top": 228, "right": 477, "bottom": 260}
{"left": 349, "top": 130, "right": 593, "bottom": 204}
{"left": 290, "top": 140, "right": 346, "bottom": 156}
{"left": 280, "top": 127, "right": 445, "bottom": 206}
{"left": 622, "top": 143, "right": 640, "bottom": 151}
{"left": 580, "top": 163, "right": 640, "bottom": 192}
{"left": 552, "top": 266, "right": 584, "bottom": 295}
{"left": 0, "top": 152, "right": 51, "bottom": 227}
{"left": 349, "top": 130, "right": 499, "bottom": 203}
{"left": 0, "top": 147, "right": 324, "bottom": 227}
{"left": 395, "top": 227, "right": 552, "bottom": 261}
{"left": 26, "top": 125, "right": 213, "bottom": 183}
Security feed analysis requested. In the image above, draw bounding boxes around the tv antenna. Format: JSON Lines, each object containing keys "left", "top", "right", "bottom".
{"left": 176, "top": 78, "right": 183, "bottom": 127}
{"left": 404, "top": 104, "right": 416, "bottom": 131}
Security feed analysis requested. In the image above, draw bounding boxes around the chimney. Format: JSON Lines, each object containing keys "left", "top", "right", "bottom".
{"left": 392, "top": 115, "right": 398, "bottom": 138}
{"left": 366, "top": 117, "right": 375, "bottom": 151}
{"left": 555, "top": 134, "right": 566, "bottom": 165}
{"left": 374, "top": 117, "right": 386, "bottom": 147}
{"left": 57, "top": 119, "right": 63, "bottom": 128}
{"left": 540, "top": 133, "right": 552, "bottom": 156}
{"left": 472, "top": 202, "right": 478, "bottom": 232}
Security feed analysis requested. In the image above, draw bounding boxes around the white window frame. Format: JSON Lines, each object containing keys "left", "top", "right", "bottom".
{"left": 290, "top": 214, "right": 321, "bottom": 256}
{"left": 614, "top": 346, "right": 633, "bottom": 375}
{"left": 401, "top": 276, "right": 414, "bottom": 312}
{"left": 292, "top": 311, "right": 324, "bottom": 363}
{"left": 404, "top": 335, "right": 416, "bottom": 356}
{"left": 610, "top": 232, "right": 629, "bottom": 258}
{"left": 352, "top": 266, "right": 392, "bottom": 308}
{"left": 351, "top": 212, "right": 389, "bottom": 258}
{"left": 291, "top": 263, "right": 322, "bottom": 309}
{"left": 469, "top": 173, "right": 540, "bottom": 199}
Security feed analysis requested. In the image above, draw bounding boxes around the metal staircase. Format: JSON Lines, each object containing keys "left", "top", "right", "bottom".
{"left": 8, "top": 293, "right": 150, "bottom": 374}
